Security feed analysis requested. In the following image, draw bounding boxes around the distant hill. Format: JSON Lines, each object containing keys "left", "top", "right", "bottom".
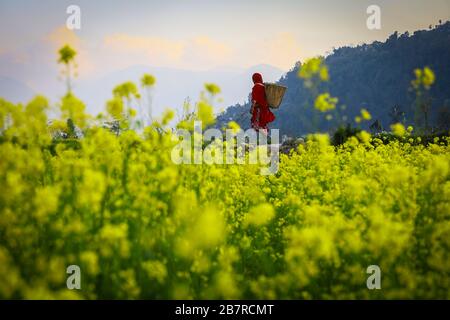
{"left": 74, "top": 64, "right": 285, "bottom": 116}
{"left": 216, "top": 22, "right": 450, "bottom": 136}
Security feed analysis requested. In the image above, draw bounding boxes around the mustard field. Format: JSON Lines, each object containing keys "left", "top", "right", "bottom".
{"left": 0, "top": 92, "right": 449, "bottom": 299}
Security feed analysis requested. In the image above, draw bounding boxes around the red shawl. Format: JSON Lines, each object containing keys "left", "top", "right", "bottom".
{"left": 251, "top": 73, "right": 275, "bottom": 130}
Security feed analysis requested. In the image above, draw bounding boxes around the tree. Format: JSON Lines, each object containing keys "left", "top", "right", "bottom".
{"left": 437, "top": 103, "right": 450, "bottom": 130}
{"left": 389, "top": 105, "right": 405, "bottom": 124}
{"left": 370, "top": 119, "right": 383, "bottom": 133}
{"left": 411, "top": 67, "right": 435, "bottom": 132}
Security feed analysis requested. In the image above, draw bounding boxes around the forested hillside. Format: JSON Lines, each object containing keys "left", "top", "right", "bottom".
{"left": 217, "top": 21, "right": 450, "bottom": 136}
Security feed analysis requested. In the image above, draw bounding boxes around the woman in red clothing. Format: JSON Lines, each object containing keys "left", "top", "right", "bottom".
{"left": 250, "top": 73, "right": 275, "bottom": 133}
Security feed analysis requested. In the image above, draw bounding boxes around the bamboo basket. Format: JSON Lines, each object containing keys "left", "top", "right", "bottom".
{"left": 264, "top": 83, "right": 287, "bottom": 109}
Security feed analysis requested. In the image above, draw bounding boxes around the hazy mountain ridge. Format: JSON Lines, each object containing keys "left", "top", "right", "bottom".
{"left": 75, "top": 63, "right": 285, "bottom": 116}
{"left": 0, "top": 60, "right": 284, "bottom": 117}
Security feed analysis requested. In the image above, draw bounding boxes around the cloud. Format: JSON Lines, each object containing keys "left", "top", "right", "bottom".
{"left": 240, "top": 32, "right": 303, "bottom": 71}
{"left": 181, "top": 36, "right": 233, "bottom": 69}
{"left": 0, "top": 26, "right": 299, "bottom": 104}
{"left": 102, "top": 33, "right": 184, "bottom": 69}
{"left": 102, "top": 33, "right": 232, "bottom": 70}
{"left": 45, "top": 26, "right": 82, "bottom": 50}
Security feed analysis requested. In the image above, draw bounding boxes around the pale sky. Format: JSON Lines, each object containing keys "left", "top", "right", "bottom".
{"left": 1, "top": 0, "right": 449, "bottom": 75}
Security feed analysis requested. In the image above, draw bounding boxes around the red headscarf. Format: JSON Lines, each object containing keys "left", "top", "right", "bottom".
{"left": 251, "top": 73, "right": 275, "bottom": 130}
{"left": 252, "top": 72, "right": 263, "bottom": 85}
